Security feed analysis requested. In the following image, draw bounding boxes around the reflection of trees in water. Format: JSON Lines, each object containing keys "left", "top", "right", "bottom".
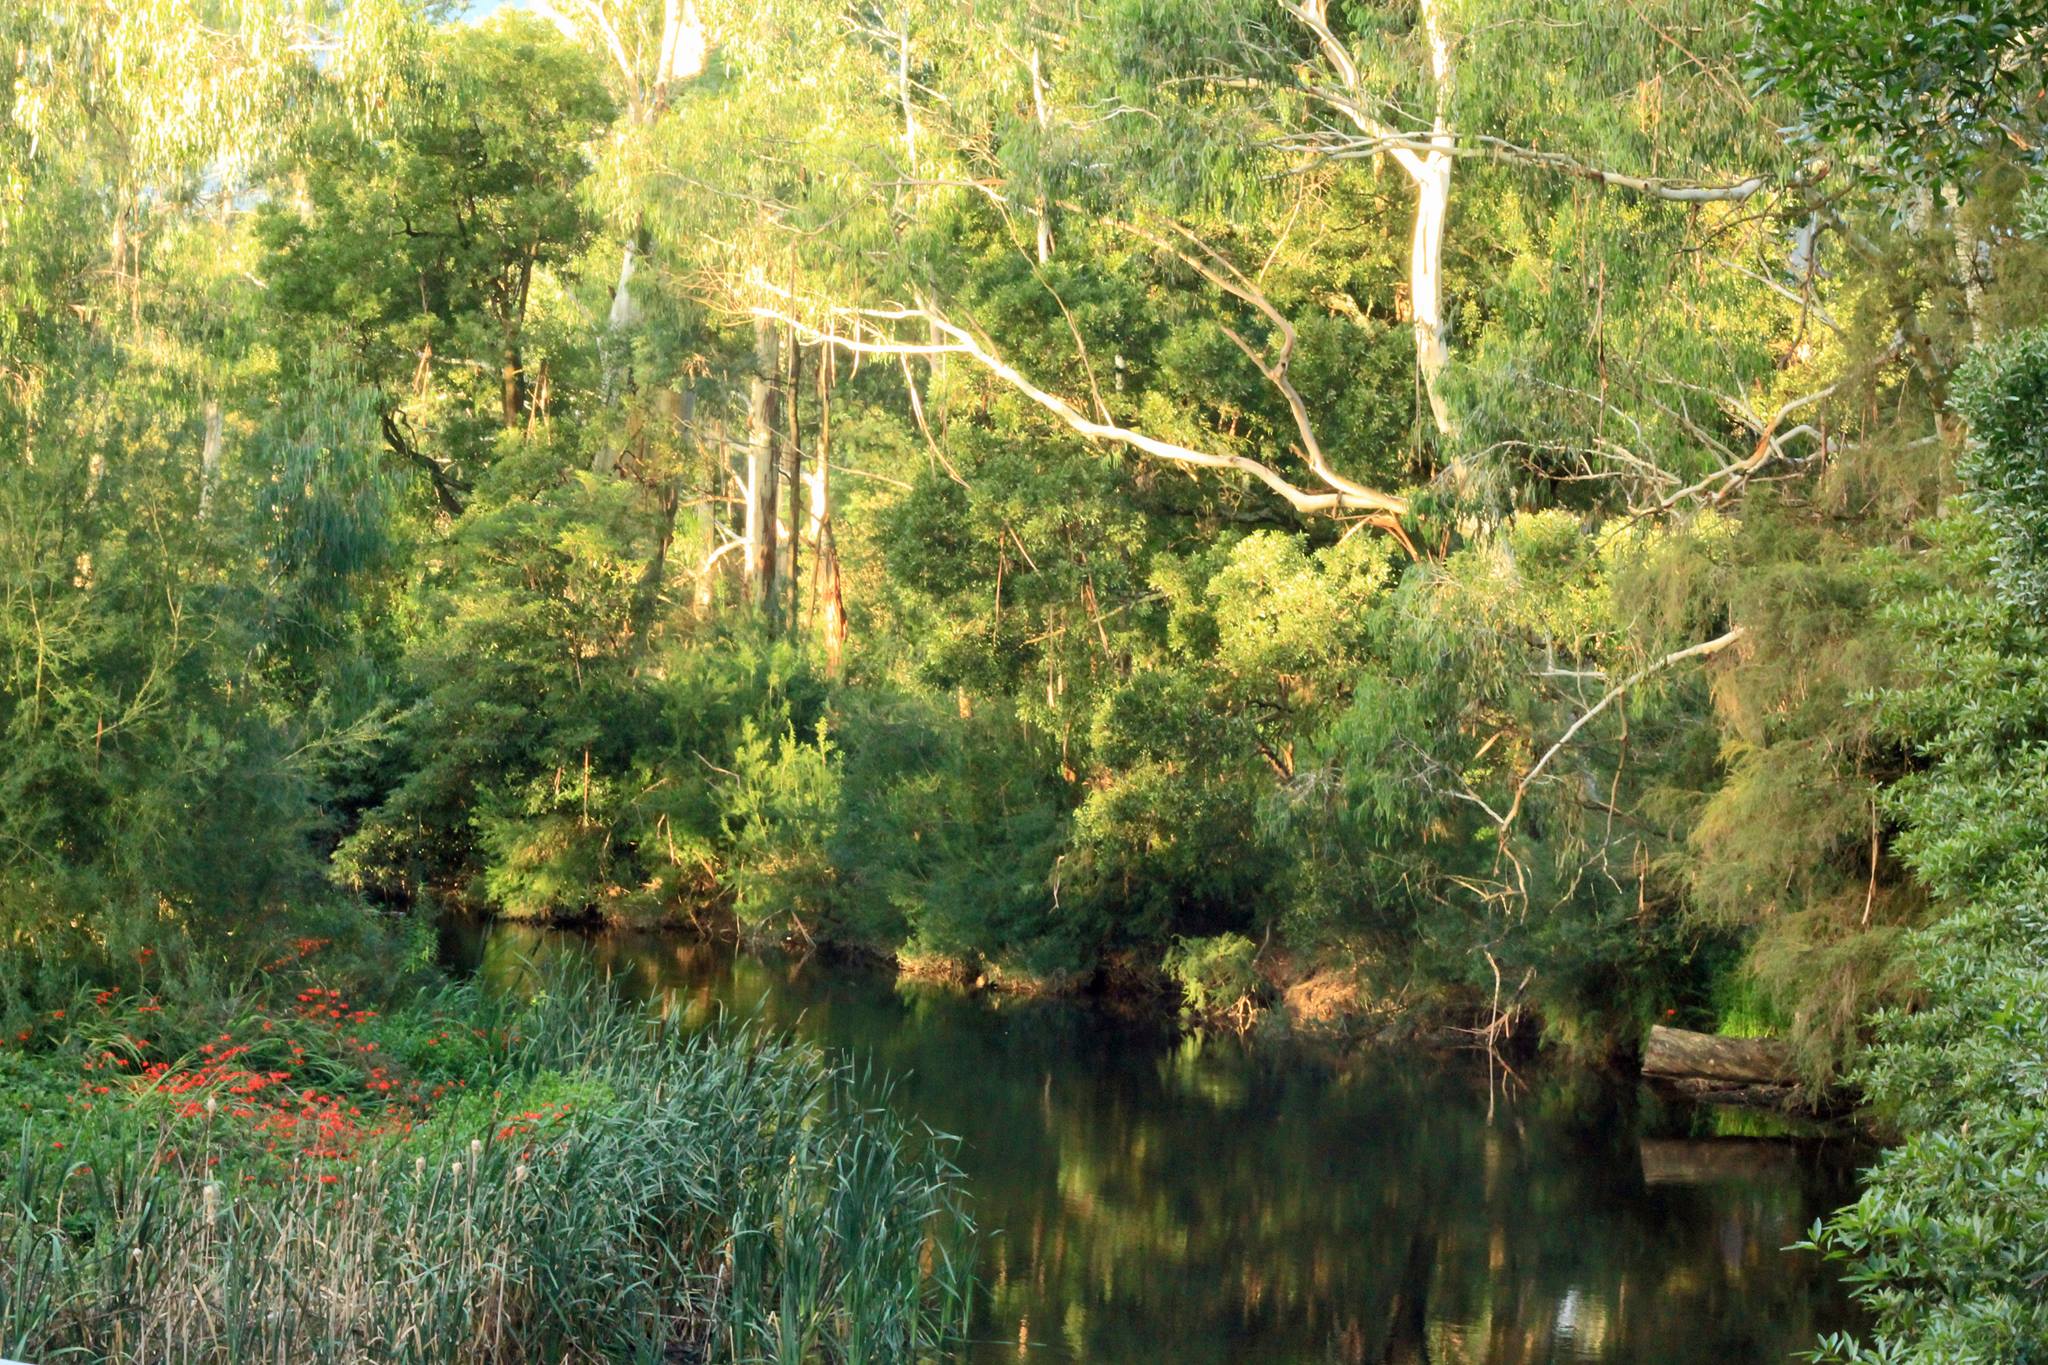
{"left": 451, "top": 924, "right": 1857, "bottom": 1364}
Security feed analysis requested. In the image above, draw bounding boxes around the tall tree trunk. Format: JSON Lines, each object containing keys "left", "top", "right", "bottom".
{"left": 784, "top": 330, "right": 804, "bottom": 626}
{"left": 812, "top": 353, "right": 846, "bottom": 676}
{"left": 596, "top": 239, "right": 639, "bottom": 463}
{"left": 632, "top": 385, "right": 690, "bottom": 644}
{"left": 698, "top": 416, "right": 729, "bottom": 610}
{"left": 1408, "top": 154, "right": 1453, "bottom": 437}
{"left": 1411, "top": 0, "right": 1456, "bottom": 439}
{"left": 501, "top": 338, "right": 525, "bottom": 430}
{"left": 502, "top": 243, "right": 538, "bottom": 429}
{"left": 816, "top": 522, "right": 846, "bottom": 675}
{"left": 744, "top": 316, "right": 782, "bottom": 616}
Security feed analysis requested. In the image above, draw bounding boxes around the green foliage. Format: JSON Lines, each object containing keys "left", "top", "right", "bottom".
{"left": 719, "top": 718, "right": 841, "bottom": 935}
{"left": 340, "top": 465, "right": 834, "bottom": 921}
{"left": 1806, "top": 517, "right": 2048, "bottom": 1362}
{"left": 257, "top": 13, "right": 613, "bottom": 504}
{"left": 1753, "top": 0, "right": 2048, "bottom": 186}
{"left": 0, "top": 973, "right": 972, "bottom": 1363}
{"left": 10, "top": 3, "right": 2048, "bottom": 1354}
{"left": 826, "top": 695, "right": 1076, "bottom": 978}
{"left": 1956, "top": 323, "right": 2048, "bottom": 610}
{"left": 1163, "top": 932, "right": 1262, "bottom": 1021}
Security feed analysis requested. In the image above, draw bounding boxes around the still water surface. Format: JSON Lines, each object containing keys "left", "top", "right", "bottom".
{"left": 445, "top": 922, "right": 1863, "bottom": 1365}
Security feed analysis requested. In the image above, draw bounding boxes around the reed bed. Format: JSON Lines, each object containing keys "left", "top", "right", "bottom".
{"left": 0, "top": 977, "right": 973, "bottom": 1363}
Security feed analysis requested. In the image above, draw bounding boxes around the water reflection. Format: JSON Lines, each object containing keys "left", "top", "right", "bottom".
{"left": 444, "top": 922, "right": 1864, "bottom": 1364}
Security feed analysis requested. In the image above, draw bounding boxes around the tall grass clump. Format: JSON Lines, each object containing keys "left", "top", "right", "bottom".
{"left": 0, "top": 973, "right": 973, "bottom": 1363}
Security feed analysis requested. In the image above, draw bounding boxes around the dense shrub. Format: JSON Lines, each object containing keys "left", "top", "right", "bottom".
{"left": 1806, "top": 410, "right": 2048, "bottom": 1359}
{"left": 1958, "top": 324, "right": 2048, "bottom": 610}
{"left": 1163, "top": 933, "right": 1263, "bottom": 1025}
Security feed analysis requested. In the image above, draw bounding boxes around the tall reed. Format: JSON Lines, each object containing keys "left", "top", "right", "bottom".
{"left": 0, "top": 977, "right": 973, "bottom": 1363}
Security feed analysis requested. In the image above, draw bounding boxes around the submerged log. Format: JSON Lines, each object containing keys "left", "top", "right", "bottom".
{"left": 1638, "top": 1137, "right": 1799, "bottom": 1186}
{"left": 1642, "top": 1025, "right": 1794, "bottom": 1086}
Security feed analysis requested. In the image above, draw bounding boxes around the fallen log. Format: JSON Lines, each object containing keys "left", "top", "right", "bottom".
{"left": 1642, "top": 1025, "right": 1793, "bottom": 1086}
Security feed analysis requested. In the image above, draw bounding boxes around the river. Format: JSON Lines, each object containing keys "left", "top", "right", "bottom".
{"left": 443, "top": 920, "right": 1864, "bottom": 1364}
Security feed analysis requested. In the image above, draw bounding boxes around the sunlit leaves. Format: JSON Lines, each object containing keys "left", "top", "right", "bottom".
{"left": 1753, "top": 0, "right": 2048, "bottom": 188}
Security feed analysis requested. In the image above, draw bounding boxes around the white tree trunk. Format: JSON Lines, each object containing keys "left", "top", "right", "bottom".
{"left": 1411, "top": 0, "right": 1455, "bottom": 438}
{"left": 1409, "top": 153, "right": 1453, "bottom": 437}
{"left": 593, "top": 241, "right": 641, "bottom": 475}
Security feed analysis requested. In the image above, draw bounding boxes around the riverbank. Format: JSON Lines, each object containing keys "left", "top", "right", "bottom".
{"left": 449, "top": 914, "right": 1863, "bottom": 1137}
{"left": 478, "top": 902, "right": 1843, "bottom": 1113}
{"left": 0, "top": 939, "right": 971, "bottom": 1363}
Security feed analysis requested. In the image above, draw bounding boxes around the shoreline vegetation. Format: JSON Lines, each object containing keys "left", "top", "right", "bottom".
{"left": 4, "top": 0, "right": 2046, "bottom": 1359}
{"left": 462, "top": 909, "right": 1854, "bottom": 1122}
{"left": 0, "top": 940, "right": 974, "bottom": 1363}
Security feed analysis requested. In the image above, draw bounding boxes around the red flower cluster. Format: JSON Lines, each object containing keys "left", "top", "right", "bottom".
{"left": 55, "top": 984, "right": 461, "bottom": 1175}
{"left": 21, "top": 959, "right": 562, "bottom": 1186}
{"left": 293, "top": 988, "right": 377, "bottom": 1026}
{"left": 496, "top": 1101, "right": 573, "bottom": 1142}
{"left": 263, "top": 937, "right": 333, "bottom": 972}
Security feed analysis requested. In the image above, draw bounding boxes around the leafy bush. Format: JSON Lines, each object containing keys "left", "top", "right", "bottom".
{"left": 1958, "top": 324, "right": 2048, "bottom": 611}
{"left": 1803, "top": 292, "right": 2048, "bottom": 1360}
{"left": 718, "top": 718, "right": 842, "bottom": 937}
{"left": 827, "top": 694, "right": 1076, "bottom": 979}
{"left": 1163, "top": 933, "right": 1263, "bottom": 1025}
{"left": 1806, "top": 514, "right": 2048, "bottom": 1359}
{"left": 338, "top": 460, "right": 834, "bottom": 923}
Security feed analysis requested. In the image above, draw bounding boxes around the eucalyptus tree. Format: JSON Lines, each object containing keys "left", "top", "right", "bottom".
{"left": 723, "top": 0, "right": 1830, "bottom": 546}
{"left": 536, "top": 0, "right": 769, "bottom": 608}
{"left": 1, "top": 0, "right": 425, "bottom": 945}
{"left": 705, "top": 0, "right": 1821, "bottom": 960}
{"left": 534, "top": 0, "right": 974, "bottom": 623}
{"left": 257, "top": 14, "right": 615, "bottom": 512}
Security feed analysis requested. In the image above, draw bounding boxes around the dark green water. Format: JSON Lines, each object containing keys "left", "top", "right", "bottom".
{"left": 444, "top": 922, "right": 1865, "bottom": 1365}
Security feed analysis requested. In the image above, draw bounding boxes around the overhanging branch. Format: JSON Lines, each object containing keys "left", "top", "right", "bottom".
{"left": 1499, "top": 626, "right": 1746, "bottom": 835}
{"left": 747, "top": 287, "right": 1412, "bottom": 524}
